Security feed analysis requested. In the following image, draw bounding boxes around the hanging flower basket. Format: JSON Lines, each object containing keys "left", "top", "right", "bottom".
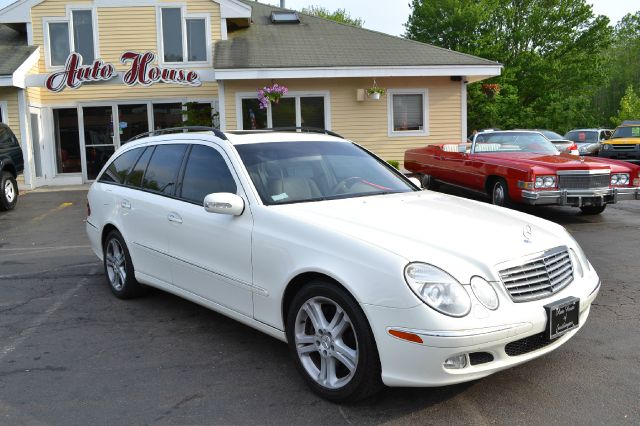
{"left": 481, "top": 83, "right": 501, "bottom": 98}
{"left": 257, "top": 83, "right": 289, "bottom": 109}
{"left": 367, "top": 85, "right": 386, "bottom": 100}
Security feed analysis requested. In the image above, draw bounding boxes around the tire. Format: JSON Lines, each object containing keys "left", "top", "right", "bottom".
{"left": 491, "top": 179, "right": 511, "bottom": 208}
{"left": 420, "top": 174, "right": 439, "bottom": 190}
{"left": 580, "top": 205, "right": 607, "bottom": 215}
{"left": 0, "top": 171, "right": 18, "bottom": 211}
{"left": 103, "top": 230, "right": 145, "bottom": 299}
{"left": 286, "top": 281, "right": 383, "bottom": 402}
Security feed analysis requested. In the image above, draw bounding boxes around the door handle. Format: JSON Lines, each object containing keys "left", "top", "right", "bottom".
{"left": 167, "top": 212, "right": 183, "bottom": 224}
{"left": 121, "top": 200, "right": 131, "bottom": 209}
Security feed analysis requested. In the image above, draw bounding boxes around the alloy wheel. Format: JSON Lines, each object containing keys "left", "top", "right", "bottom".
{"left": 4, "top": 180, "right": 15, "bottom": 203}
{"left": 493, "top": 183, "right": 505, "bottom": 206}
{"left": 294, "top": 296, "right": 359, "bottom": 389}
{"left": 105, "top": 238, "right": 127, "bottom": 291}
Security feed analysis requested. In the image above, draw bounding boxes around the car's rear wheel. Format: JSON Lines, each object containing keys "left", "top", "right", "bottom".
{"left": 491, "top": 179, "right": 511, "bottom": 207}
{"left": 286, "top": 281, "right": 382, "bottom": 402}
{"left": 0, "top": 172, "right": 18, "bottom": 211}
{"left": 580, "top": 205, "right": 607, "bottom": 215}
{"left": 103, "top": 230, "right": 144, "bottom": 299}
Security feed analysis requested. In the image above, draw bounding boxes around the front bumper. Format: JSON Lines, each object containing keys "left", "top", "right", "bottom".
{"left": 521, "top": 187, "right": 640, "bottom": 206}
{"left": 364, "top": 273, "right": 600, "bottom": 387}
{"left": 599, "top": 148, "right": 640, "bottom": 163}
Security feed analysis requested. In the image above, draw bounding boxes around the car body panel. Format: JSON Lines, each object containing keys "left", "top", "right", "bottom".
{"left": 0, "top": 124, "right": 24, "bottom": 177}
{"left": 87, "top": 130, "right": 603, "bottom": 388}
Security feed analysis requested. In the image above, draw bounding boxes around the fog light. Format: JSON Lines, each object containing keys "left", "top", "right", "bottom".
{"left": 443, "top": 354, "right": 468, "bottom": 369}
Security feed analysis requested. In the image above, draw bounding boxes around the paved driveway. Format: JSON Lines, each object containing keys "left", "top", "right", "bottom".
{"left": 0, "top": 190, "right": 638, "bottom": 425}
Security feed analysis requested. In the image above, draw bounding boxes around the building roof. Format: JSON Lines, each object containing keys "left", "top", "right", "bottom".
{"left": 214, "top": 1, "right": 499, "bottom": 70}
{"left": 0, "top": 23, "right": 35, "bottom": 75}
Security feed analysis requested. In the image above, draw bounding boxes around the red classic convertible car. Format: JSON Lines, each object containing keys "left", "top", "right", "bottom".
{"left": 404, "top": 130, "right": 640, "bottom": 214}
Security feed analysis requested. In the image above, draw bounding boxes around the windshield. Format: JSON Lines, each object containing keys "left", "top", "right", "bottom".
{"left": 611, "top": 126, "right": 640, "bottom": 139}
{"left": 539, "top": 130, "right": 564, "bottom": 140}
{"left": 235, "top": 141, "right": 415, "bottom": 205}
{"left": 474, "top": 132, "right": 559, "bottom": 154}
{"left": 565, "top": 130, "right": 598, "bottom": 143}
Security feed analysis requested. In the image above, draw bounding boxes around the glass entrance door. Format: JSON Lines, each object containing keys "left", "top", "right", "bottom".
{"left": 83, "top": 106, "right": 116, "bottom": 180}
{"left": 118, "top": 104, "right": 149, "bottom": 143}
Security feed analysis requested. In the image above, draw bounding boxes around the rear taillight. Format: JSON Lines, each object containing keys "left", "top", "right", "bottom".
{"left": 569, "top": 142, "right": 578, "bottom": 151}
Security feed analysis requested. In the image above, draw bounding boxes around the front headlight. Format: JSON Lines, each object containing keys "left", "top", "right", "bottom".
{"left": 535, "top": 175, "right": 556, "bottom": 188}
{"left": 566, "top": 232, "right": 591, "bottom": 272}
{"left": 611, "top": 173, "right": 629, "bottom": 186}
{"left": 404, "top": 263, "right": 471, "bottom": 317}
{"left": 569, "top": 249, "right": 584, "bottom": 278}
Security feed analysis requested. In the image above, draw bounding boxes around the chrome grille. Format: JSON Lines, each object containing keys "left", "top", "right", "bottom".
{"left": 557, "top": 174, "right": 609, "bottom": 189}
{"left": 498, "top": 247, "right": 574, "bottom": 302}
{"left": 611, "top": 144, "right": 638, "bottom": 151}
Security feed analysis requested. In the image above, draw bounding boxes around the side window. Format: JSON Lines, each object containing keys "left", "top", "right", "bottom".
{"left": 126, "top": 146, "right": 154, "bottom": 188}
{"left": 142, "top": 144, "right": 187, "bottom": 195}
{"left": 99, "top": 147, "right": 144, "bottom": 184}
{"left": 602, "top": 131, "right": 612, "bottom": 140}
{"left": 180, "top": 145, "right": 237, "bottom": 204}
{"left": 0, "top": 126, "right": 11, "bottom": 148}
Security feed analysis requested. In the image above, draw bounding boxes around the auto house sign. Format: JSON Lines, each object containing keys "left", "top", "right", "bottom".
{"left": 45, "top": 51, "right": 202, "bottom": 92}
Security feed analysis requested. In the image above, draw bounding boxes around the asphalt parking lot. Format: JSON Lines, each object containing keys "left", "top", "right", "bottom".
{"left": 0, "top": 188, "right": 638, "bottom": 425}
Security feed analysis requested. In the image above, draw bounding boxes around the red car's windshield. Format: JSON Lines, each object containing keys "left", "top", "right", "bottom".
{"left": 474, "top": 132, "right": 559, "bottom": 155}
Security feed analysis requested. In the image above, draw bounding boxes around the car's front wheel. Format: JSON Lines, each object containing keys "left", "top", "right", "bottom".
{"left": 103, "top": 230, "right": 144, "bottom": 299}
{"left": 0, "top": 171, "right": 18, "bottom": 211}
{"left": 491, "top": 179, "right": 511, "bottom": 207}
{"left": 286, "top": 281, "right": 382, "bottom": 402}
{"left": 580, "top": 205, "right": 607, "bottom": 215}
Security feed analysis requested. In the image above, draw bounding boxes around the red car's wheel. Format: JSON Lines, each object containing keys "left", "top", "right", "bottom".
{"left": 491, "top": 179, "right": 511, "bottom": 208}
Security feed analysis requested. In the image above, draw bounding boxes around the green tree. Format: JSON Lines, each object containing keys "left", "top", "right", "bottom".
{"left": 405, "top": 0, "right": 613, "bottom": 133}
{"left": 611, "top": 85, "right": 640, "bottom": 125}
{"left": 300, "top": 6, "right": 364, "bottom": 27}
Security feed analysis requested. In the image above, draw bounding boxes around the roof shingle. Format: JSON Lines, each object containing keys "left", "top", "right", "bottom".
{"left": 0, "top": 23, "right": 36, "bottom": 76}
{"left": 214, "top": 1, "right": 498, "bottom": 70}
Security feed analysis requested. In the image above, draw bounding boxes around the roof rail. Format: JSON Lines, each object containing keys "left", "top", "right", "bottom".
{"left": 226, "top": 127, "right": 344, "bottom": 139}
{"left": 127, "top": 126, "right": 228, "bottom": 142}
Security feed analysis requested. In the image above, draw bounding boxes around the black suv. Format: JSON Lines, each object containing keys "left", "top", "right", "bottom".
{"left": 0, "top": 123, "right": 24, "bottom": 210}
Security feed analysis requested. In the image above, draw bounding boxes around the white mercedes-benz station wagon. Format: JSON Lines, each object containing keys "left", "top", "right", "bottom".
{"left": 86, "top": 128, "right": 600, "bottom": 401}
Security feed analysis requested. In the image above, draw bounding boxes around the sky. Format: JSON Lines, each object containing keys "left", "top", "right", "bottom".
{"left": 0, "top": 0, "right": 635, "bottom": 36}
{"left": 262, "top": 0, "right": 637, "bottom": 36}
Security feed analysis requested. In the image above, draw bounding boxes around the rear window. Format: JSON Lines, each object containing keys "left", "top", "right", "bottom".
{"left": 0, "top": 125, "right": 18, "bottom": 148}
{"left": 142, "top": 144, "right": 188, "bottom": 195}
{"left": 99, "top": 148, "right": 144, "bottom": 184}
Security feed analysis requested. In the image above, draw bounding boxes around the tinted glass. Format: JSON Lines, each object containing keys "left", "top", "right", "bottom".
{"left": 612, "top": 126, "right": 640, "bottom": 139}
{"left": 565, "top": 131, "right": 598, "bottom": 143}
{"left": 242, "top": 99, "right": 267, "bottom": 130}
{"left": 186, "top": 19, "right": 206, "bottom": 61}
{"left": 142, "top": 144, "right": 187, "bottom": 195}
{"left": 162, "top": 8, "right": 183, "bottom": 62}
{"left": 100, "top": 148, "right": 144, "bottom": 184}
{"left": 49, "top": 22, "right": 70, "bottom": 66}
{"left": 539, "top": 130, "right": 564, "bottom": 140}
{"left": 153, "top": 103, "right": 183, "bottom": 130}
{"left": 301, "top": 97, "right": 325, "bottom": 129}
{"left": 180, "top": 145, "right": 237, "bottom": 204}
{"left": 72, "top": 10, "right": 95, "bottom": 62}
{"left": 0, "top": 125, "right": 12, "bottom": 147}
{"left": 118, "top": 104, "right": 149, "bottom": 143}
{"left": 236, "top": 142, "right": 414, "bottom": 205}
{"left": 126, "top": 146, "right": 153, "bottom": 188}
{"left": 53, "top": 108, "right": 81, "bottom": 173}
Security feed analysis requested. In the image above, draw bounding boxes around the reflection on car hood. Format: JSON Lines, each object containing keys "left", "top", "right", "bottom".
{"left": 477, "top": 153, "right": 611, "bottom": 169}
{"left": 276, "top": 191, "right": 569, "bottom": 282}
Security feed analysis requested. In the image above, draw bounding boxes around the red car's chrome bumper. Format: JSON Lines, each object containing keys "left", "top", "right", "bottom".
{"left": 521, "top": 187, "right": 640, "bottom": 206}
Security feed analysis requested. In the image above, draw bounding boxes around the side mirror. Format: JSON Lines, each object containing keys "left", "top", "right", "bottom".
{"left": 408, "top": 177, "right": 422, "bottom": 189}
{"left": 203, "top": 193, "right": 245, "bottom": 216}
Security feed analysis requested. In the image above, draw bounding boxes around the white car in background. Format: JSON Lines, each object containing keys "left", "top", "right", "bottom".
{"left": 86, "top": 128, "right": 601, "bottom": 402}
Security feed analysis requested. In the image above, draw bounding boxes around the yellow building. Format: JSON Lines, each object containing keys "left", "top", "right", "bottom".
{"left": 0, "top": 0, "right": 501, "bottom": 188}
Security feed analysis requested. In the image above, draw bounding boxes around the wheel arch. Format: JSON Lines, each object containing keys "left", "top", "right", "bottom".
{"left": 101, "top": 223, "right": 121, "bottom": 254}
{"left": 484, "top": 175, "right": 504, "bottom": 195}
{"left": 1, "top": 160, "right": 17, "bottom": 178}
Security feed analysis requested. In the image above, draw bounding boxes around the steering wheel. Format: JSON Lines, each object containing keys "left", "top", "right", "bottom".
{"left": 332, "top": 176, "right": 364, "bottom": 195}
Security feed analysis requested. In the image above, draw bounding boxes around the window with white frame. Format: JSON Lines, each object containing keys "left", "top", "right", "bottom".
{"left": 0, "top": 102, "right": 5, "bottom": 123}
{"left": 388, "top": 89, "right": 429, "bottom": 136}
{"left": 238, "top": 93, "right": 329, "bottom": 130}
{"left": 159, "top": 7, "right": 208, "bottom": 63}
{"left": 46, "top": 9, "right": 96, "bottom": 67}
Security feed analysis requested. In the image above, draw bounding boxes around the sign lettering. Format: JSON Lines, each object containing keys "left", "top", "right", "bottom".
{"left": 45, "top": 51, "right": 202, "bottom": 92}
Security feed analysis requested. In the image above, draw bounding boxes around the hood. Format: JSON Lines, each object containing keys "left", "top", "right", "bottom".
{"left": 275, "top": 191, "right": 570, "bottom": 283}
{"left": 606, "top": 138, "right": 640, "bottom": 145}
{"left": 478, "top": 153, "right": 610, "bottom": 170}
